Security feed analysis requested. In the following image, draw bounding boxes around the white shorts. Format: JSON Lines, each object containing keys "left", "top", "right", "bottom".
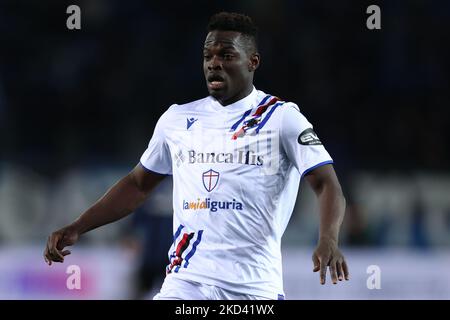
{"left": 153, "top": 276, "right": 272, "bottom": 300}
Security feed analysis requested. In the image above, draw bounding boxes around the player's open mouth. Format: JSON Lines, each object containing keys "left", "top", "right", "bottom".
{"left": 207, "top": 74, "right": 225, "bottom": 90}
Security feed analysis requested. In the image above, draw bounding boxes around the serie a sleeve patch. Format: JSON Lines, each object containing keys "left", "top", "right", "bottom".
{"left": 297, "top": 128, "right": 322, "bottom": 145}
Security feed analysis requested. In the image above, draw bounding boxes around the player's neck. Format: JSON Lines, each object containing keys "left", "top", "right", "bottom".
{"left": 218, "top": 85, "right": 254, "bottom": 106}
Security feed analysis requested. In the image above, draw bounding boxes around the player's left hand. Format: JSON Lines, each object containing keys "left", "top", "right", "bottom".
{"left": 312, "top": 238, "right": 349, "bottom": 285}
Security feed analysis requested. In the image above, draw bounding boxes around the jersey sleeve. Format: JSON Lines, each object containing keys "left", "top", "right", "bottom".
{"left": 280, "top": 103, "right": 333, "bottom": 177}
{"left": 139, "top": 106, "right": 174, "bottom": 175}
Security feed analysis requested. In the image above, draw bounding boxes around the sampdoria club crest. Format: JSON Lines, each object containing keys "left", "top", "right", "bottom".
{"left": 202, "top": 169, "right": 219, "bottom": 192}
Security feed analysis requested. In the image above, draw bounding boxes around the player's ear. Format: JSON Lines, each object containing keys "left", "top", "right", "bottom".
{"left": 248, "top": 53, "right": 260, "bottom": 72}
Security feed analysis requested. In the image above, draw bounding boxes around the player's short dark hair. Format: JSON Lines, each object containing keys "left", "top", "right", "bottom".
{"left": 207, "top": 12, "right": 258, "bottom": 52}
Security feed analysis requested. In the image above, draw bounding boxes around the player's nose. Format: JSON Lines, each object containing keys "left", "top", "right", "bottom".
{"left": 207, "top": 56, "right": 222, "bottom": 70}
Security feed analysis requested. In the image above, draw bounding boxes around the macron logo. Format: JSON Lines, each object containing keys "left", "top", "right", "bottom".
{"left": 186, "top": 117, "right": 198, "bottom": 130}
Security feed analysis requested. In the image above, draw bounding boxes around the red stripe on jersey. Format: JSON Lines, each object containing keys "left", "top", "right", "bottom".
{"left": 252, "top": 97, "right": 279, "bottom": 117}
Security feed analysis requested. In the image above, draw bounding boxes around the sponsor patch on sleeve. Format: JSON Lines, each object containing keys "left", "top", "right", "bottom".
{"left": 298, "top": 128, "right": 322, "bottom": 145}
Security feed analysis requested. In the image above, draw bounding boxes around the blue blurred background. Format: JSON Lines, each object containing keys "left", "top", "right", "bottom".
{"left": 0, "top": 0, "right": 449, "bottom": 299}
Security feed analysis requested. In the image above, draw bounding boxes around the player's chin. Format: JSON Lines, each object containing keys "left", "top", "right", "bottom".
{"left": 208, "top": 87, "right": 227, "bottom": 100}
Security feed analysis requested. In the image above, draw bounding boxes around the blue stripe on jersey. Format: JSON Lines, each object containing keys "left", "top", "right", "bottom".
{"left": 183, "top": 230, "right": 204, "bottom": 268}
{"left": 173, "top": 224, "right": 184, "bottom": 243}
{"left": 301, "top": 160, "right": 334, "bottom": 179}
{"left": 168, "top": 225, "right": 184, "bottom": 261}
{"left": 255, "top": 101, "right": 285, "bottom": 134}
{"left": 230, "top": 109, "right": 252, "bottom": 131}
{"left": 230, "top": 94, "right": 272, "bottom": 131}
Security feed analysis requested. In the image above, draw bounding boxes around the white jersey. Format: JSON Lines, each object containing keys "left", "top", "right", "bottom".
{"left": 140, "top": 87, "right": 333, "bottom": 299}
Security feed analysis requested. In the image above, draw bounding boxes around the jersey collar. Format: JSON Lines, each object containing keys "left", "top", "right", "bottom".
{"left": 209, "top": 86, "right": 258, "bottom": 113}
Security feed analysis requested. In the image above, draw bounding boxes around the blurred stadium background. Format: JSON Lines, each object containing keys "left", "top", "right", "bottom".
{"left": 1, "top": 0, "right": 449, "bottom": 299}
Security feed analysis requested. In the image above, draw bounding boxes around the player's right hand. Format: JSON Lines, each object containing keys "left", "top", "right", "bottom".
{"left": 312, "top": 238, "right": 349, "bottom": 285}
{"left": 44, "top": 225, "right": 80, "bottom": 265}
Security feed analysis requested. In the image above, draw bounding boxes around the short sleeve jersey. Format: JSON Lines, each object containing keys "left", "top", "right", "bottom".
{"left": 140, "top": 87, "right": 333, "bottom": 299}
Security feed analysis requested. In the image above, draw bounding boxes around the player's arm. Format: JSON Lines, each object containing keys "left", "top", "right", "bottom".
{"left": 43, "top": 163, "right": 166, "bottom": 265}
{"left": 305, "top": 164, "right": 349, "bottom": 284}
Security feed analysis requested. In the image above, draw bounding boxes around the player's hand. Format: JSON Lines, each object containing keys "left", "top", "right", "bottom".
{"left": 312, "top": 238, "right": 349, "bottom": 285}
{"left": 44, "top": 225, "right": 80, "bottom": 265}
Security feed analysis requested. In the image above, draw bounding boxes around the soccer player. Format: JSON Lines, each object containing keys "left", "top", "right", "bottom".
{"left": 44, "top": 12, "right": 349, "bottom": 300}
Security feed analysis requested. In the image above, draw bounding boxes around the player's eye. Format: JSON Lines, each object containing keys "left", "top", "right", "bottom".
{"left": 203, "top": 54, "right": 211, "bottom": 60}
{"left": 224, "top": 54, "right": 234, "bottom": 60}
